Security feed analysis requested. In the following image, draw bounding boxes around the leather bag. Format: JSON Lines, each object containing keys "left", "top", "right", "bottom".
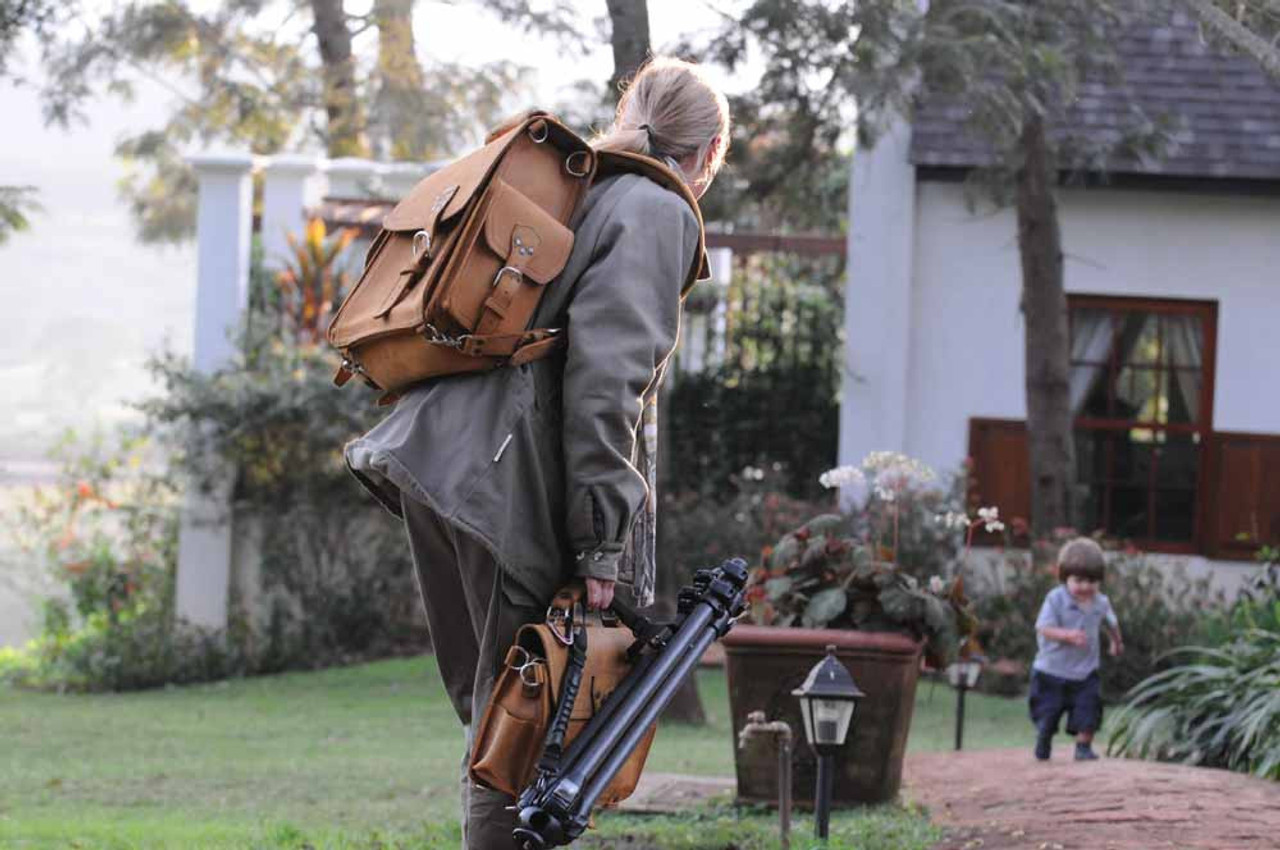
{"left": 468, "top": 583, "right": 657, "bottom": 806}
{"left": 326, "top": 110, "right": 596, "bottom": 404}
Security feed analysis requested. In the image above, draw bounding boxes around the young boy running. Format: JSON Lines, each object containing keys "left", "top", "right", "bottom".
{"left": 1030, "top": 537, "right": 1124, "bottom": 761}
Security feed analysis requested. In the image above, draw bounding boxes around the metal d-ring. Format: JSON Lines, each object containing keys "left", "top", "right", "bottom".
{"left": 412, "top": 229, "right": 432, "bottom": 259}
{"left": 528, "top": 120, "right": 549, "bottom": 144}
{"left": 565, "top": 150, "right": 591, "bottom": 178}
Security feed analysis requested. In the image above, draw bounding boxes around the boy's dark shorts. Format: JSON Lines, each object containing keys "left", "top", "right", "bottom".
{"left": 1029, "top": 669, "right": 1102, "bottom": 736}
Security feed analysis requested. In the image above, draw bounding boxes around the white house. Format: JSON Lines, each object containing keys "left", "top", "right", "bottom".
{"left": 840, "top": 14, "right": 1280, "bottom": 583}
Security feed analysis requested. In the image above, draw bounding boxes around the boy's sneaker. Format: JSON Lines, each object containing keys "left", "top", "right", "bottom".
{"left": 1074, "top": 743, "right": 1099, "bottom": 761}
{"left": 1034, "top": 735, "right": 1052, "bottom": 761}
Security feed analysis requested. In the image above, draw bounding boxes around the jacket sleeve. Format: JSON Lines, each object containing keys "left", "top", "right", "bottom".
{"left": 561, "top": 185, "right": 700, "bottom": 581}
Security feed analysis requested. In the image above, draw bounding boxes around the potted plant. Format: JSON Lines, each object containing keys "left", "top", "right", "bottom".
{"left": 723, "top": 452, "right": 992, "bottom": 806}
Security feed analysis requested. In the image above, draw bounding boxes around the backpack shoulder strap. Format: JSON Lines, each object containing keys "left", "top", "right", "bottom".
{"left": 594, "top": 150, "right": 711, "bottom": 295}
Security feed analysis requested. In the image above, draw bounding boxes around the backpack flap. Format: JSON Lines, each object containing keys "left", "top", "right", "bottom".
{"left": 436, "top": 176, "right": 574, "bottom": 335}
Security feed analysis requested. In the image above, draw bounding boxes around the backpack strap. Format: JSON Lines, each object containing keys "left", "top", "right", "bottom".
{"left": 594, "top": 150, "right": 712, "bottom": 295}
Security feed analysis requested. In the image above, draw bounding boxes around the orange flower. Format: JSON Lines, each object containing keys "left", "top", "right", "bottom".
{"left": 76, "top": 480, "right": 94, "bottom": 499}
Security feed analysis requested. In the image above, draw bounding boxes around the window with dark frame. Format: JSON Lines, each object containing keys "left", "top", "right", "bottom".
{"left": 1068, "top": 296, "right": 1217, "bottom": 551}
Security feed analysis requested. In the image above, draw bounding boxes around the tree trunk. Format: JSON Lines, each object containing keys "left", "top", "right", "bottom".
{"left": 373, "top": 0, "right": 430, "bottom": 160}
{"left": 605, "top": 0, "right": 650, "bottom": 99}
{"left": 661, "top": 671, "right": 708, "bottom": 724}
{"left": 653, "top": 591, "right": 708, "bottom": 725}
{"left": 1016, "top": 112, "right": 1075, "bottom": 540}
{"left": 310, "top": 0, "right": 368, "bottom": 157}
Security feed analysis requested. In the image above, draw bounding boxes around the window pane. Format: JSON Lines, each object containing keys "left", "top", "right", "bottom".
{"left": 1075, "top": 430, "right": 1108, "bottom": 483}
{"left": 1115, "top": 365, "right": 1166, "bottom": 423}
{"left": 1073, "top": 364, "right": 1111, "bottom": 417}
{"left": 1119, "top": 313, "right": 1161, "bottom": 366}
{"left": 1155, "top": 432, "right": 1200, "bottom": 490}
{"left": 1168, "top": 368, "right": 1201, "bottom": 424}
{"left": 1111, "top": 434, "right": 1156, "bottom": 486}
{"left": 1070, "top": 309, "right": 1115, "bottom": 364}
{"left": 1077, "top": 485, "right": 1103, "bottom": 536}
{"left": 1108, "top": 486, "right": 1148, "bottom": 539}
{"left": 1154, "top": 490, "right": 1196, "bottom": 542}
{"left": 1163, "top": 315, "right": 1204, "bottom": 368}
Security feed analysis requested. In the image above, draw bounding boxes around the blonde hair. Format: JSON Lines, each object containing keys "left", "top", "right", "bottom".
{"left": 592, "top": 56, "right": 731, "bottom": 192}
{"left": 1057, "top": 537, "right": 1106, "bottom": 582}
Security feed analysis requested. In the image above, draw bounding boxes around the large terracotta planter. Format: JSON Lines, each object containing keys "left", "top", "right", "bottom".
{"left": 723, "top": 625, "right": 922, "bottom": 806}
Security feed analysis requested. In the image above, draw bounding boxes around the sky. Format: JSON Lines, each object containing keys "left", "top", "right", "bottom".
{"left": 0, "top": 0, "right": 744, "bottom": 481}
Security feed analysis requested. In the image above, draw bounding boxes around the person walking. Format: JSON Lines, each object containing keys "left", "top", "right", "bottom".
{"left": 343, "top": 56, "right": 730, "bottom": 848}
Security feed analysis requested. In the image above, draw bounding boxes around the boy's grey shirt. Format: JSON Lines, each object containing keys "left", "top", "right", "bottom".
{"left": 1032, "top": 585, "right": 1119, "bottom": 681}
{"left": 343, "top": 164, "right": 700, "bottom": 608}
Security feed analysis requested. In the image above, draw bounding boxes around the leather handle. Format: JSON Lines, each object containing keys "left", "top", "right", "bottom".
{"left": 548, "top": 579, "right": 625, "bottom": 629}
{"left": 548, "top": 580, "right": 586, "bottom": 613}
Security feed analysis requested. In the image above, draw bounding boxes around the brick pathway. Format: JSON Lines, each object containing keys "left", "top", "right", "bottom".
{"left": 905, "top": 748, "right": 1280, "bottom": 850}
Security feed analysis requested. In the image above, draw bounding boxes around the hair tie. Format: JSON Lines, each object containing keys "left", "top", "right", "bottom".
{"left": 638, "top": 123, "right": 656, "bottom": 145}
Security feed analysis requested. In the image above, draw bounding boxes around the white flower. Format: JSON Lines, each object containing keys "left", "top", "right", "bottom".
{"left": 742, "top": 465, "right": 766, "bottom": 481}
{"left": 875, "top": 485, "right": 897, "bottom": 503}
{"left": 929, "top": 575, "right": 946, "bottom": 594}
{"left": 977, "top": 506, "right": 1005, "bottom": 533}
{"left": 819, "top": 465, "right": 870, "bottom": 512}
{"left": 934, "top": 511, "right": 971, "bottom": 530}
{"left": 819, "top": 465, "right": 863, "bottom": 490}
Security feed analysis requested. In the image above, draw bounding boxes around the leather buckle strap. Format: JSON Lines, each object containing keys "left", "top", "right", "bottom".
{"left": 459, "top": 328, "right": 564, "bottom": 360}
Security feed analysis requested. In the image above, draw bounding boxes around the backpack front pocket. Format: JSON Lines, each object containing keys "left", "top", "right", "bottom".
{"left": 433, "top": 176, "right": 574, "bottom": 336}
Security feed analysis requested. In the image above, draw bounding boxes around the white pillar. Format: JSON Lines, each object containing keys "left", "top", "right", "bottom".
{"left": 708, "top": 247, "right": 733, "bottom": 368}
{"left": 381, "top": 161, "right": 439, "bottom": 200}
{"left": 326, "top": 157, "right": 382, "bottom": 199}
{"left": 175, "top": 152, "right": 254, "bottom": 630}
{"left": 260, "top": 155, "right": 324, "bottom": 272}
{"left": 839, "top": 119, "right": 917, "bottom": 468}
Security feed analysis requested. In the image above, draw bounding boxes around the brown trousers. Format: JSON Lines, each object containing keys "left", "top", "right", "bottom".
{"left": 401, "top": 494, "right": 546, "bottom": 850}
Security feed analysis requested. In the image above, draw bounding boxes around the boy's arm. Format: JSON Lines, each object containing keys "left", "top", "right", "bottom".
{"left": 1035, "top": 593, "right": 1087, "bottom": 646}
{"left": 1104, "top": 599, "right": 1124, "bottom": 655}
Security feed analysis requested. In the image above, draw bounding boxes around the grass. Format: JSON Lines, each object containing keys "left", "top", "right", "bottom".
{"left": 0, "top": 658, "right": 1029, "bottom": 849}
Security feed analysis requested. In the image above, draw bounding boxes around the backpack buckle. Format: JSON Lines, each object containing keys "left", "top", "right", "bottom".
{"left": 492, "top": 266, "right": 524, "bottom": 289}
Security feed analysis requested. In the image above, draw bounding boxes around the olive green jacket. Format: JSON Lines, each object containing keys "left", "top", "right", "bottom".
{"left": 344, "top": 162, "right": 702, "bottom": 607}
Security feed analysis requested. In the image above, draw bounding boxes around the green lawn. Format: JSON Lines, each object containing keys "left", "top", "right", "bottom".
{"left": 0, "top": 658, "right": 1027, "bottom": 849}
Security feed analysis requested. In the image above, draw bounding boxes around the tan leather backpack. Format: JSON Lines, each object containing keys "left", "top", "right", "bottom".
{"left": 326, "top": 111, "right": 596, "bottom": 404}
{"left": 326, "top": 113, "right": 709, "bottom": 405}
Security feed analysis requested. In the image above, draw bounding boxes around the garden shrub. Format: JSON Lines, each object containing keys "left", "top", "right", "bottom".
{"left": 138, "top": 325, "right": 422, "bottom": 665}
{"left": 1108, "top": 627, "right": 1280, "bottom": 780}
{"left": 1193, "top": 552, "right": 1280, "bottom": 648}
{"left": 656, "top": 464, "right": 827, "bottom": 601}
{"left": 1, "top": 430, "right": 255, "bottom": 691}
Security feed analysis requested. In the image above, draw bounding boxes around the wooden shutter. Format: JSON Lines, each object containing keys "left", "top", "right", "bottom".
{"left": 1206, "top": 432, "right": 1280, "bottom": 557}
{"left": 968, "top": 418, "right": 1031, "bottom": 538}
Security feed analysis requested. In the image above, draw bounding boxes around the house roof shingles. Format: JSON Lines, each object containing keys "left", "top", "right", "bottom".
{"left": 909, "top": 11, "right": 1280, "bottom": 182}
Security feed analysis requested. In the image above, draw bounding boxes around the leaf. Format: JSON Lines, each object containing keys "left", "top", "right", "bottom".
{"left": 878, "top": 585, "right": 920, "bottom": 622}
{"left": 800, "top": 535, "right": 829, "bottom": 568}
{"left": 803, "top": 514, "right": 844, "bottom": 537}
{"left": 802, "top": 587, "right": 847, "bottom": 628}
{"left": 764, "top": 576, "right": 794, "bottom": 602}
{"left": 770, "top": 535, "right": 801, "bottom": 570}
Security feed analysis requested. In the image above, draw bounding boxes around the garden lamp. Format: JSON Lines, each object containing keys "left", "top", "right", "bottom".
{"left": 946, "top": 655, "right": 985, "bottom": 751}
{"left": 792, "top": 645, "right": 864, "bottom": 841}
